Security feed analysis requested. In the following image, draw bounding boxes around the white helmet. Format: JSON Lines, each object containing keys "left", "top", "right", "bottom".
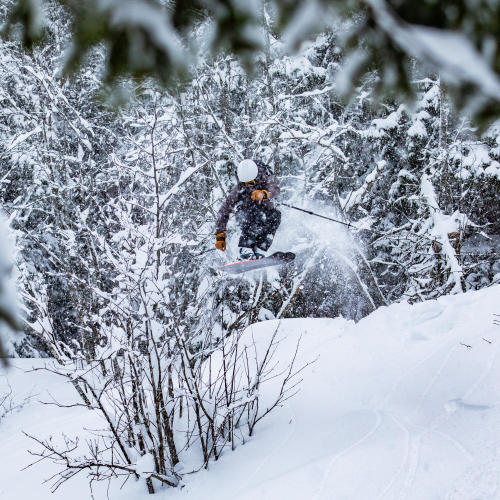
{"left": 237, "top": 159, "right": 258, "bottom": 183}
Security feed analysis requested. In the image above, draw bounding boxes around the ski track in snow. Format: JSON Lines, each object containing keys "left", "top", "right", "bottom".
{"left": 229, "top": 409, "right": 383, "bottom": 500}
{"left": 306, "top": 289, "right": 499, "bottom": 500}
{"left": 230, "top": 401, "right": 298, "bottom": 498}
{"left": 376, "top": 303, "right": 500, "bottom": 500}
{"left": 388, "top": 345, "right": 459, "bottom": 500}
{"left": 313, "top": 409, "right": 383, "bottom": 500}
{"left": 311, "top": 336, "right": 460, "bottom": 500}
{"left": 376, "top": 335, "right": 456, "bottom": 410}
{"left": 376, "top": 413, "right": 411, "bottom": 500}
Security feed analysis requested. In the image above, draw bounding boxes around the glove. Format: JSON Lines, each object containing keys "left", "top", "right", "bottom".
{"left": 251, "top": 190, "right": 270, "bottom": 202}
{"left": 215, "top": 232, "right": 226, "bottom": 251}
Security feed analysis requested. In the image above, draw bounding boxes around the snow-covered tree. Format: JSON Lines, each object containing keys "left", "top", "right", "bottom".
{"left": 5, "top": 0, "right": 500, "bottom": 125}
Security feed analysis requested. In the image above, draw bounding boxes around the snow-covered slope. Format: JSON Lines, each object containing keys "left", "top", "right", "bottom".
{"left": 1, "top": 286, "right": 499, "bottom": 500}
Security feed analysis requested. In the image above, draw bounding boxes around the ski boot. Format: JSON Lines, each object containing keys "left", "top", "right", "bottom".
{"left": 238, "top": 246, "right": 265, "bottom": 260}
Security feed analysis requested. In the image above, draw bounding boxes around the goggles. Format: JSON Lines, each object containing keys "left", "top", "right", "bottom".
{"left": 242, "top": 179, "right": 256, "bottom": 186}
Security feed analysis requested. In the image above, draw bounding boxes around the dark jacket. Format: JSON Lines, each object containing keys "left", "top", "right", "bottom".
{"left": 215, "top": 163, "right": 280, "bottom": 234}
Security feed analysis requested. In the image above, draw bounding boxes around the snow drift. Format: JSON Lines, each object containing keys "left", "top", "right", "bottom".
{"left": 1, "top": 285, "right": 499, "bottom": 499}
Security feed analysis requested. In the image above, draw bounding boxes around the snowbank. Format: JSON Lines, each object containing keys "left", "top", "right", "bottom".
{"left": 170, "top": 285, "right": 500, "bottom": 500}
{"left": 1, "top": 285, "right": 499, "bottom": 499}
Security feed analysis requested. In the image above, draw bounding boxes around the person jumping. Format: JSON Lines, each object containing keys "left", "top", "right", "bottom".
{"left": 215, "top": 159, "right": 281, "bottom": 260}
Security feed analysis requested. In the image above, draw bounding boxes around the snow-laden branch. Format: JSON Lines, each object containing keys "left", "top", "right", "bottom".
{"left": 365, "top": 0, "right": 500, "bottom": 106}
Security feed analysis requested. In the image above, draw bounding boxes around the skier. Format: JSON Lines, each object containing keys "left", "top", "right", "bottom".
{"left": 215, "top": 159, "right": 281, "bottom": 260}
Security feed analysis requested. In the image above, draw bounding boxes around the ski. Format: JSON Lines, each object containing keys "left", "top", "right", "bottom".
{"left": 218, "top": 251, "right": 295, "bottom": 274}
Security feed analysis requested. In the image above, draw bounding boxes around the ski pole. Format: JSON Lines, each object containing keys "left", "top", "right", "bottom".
{"left": 277, "top": 202, "right": 355, "bottom": 229}
{"left": 193, "top": 247, "right": 217, "bottom": 257}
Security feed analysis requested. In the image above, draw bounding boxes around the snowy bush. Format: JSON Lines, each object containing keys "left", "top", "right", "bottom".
{"left": 26, "top": 322, "right": 309, "bottom": 493}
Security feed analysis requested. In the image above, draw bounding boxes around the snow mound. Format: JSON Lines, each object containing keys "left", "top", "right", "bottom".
{"left": 172, "top": 285, "right": 500, "bottom": 500}
{"left": 1, "top": 285, "right": 499, "bottom": 499}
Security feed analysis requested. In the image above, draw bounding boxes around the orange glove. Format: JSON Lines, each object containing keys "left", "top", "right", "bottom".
{"left": 251, "top": 190, "right": 270, "bottom": 202}
{"left": 215, "top": 232, "right": 226, "bottom": 251}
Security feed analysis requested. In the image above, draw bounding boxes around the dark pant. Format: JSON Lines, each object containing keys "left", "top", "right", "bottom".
{"left": 236, "top": 205, "right": 281, "bottom": 251}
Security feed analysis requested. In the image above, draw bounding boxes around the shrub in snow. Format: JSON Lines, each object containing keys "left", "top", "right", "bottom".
{"left": 26, "top": 321, "right": 310, "bottom": 494}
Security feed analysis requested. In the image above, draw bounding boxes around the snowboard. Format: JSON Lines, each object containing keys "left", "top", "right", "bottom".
{"left": 218, "top": 251, "right": 295, "bottom": 274}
